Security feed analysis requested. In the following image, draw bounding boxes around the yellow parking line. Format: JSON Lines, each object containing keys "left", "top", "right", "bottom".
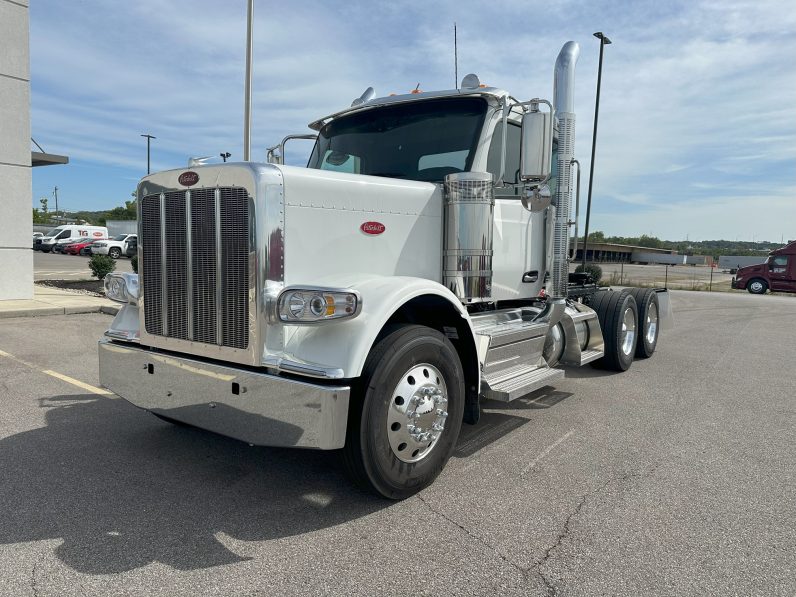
{"left": 41, "top": 370, "right": 112, "bottom": 396}
{"left": 0, "top": 349, "right": 112, "bottom": 396}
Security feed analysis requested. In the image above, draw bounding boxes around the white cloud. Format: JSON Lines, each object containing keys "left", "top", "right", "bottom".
{"left": 28, "top": 0, "right": 796, "bottom": 240}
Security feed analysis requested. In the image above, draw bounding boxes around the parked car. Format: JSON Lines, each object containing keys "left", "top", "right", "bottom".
{"left": 64, "top": 238, "right": 106, "bottom": 256}
{"left": 91, "top": 234, "right": 137, "bottom": 259}
{"left": 125, "top": 236, "right": 137, "bottom": 258}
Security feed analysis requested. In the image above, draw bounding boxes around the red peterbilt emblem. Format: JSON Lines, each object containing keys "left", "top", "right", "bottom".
{"left": 360, "top": 221, "right": 386, "bottom": 235}
{"left": 178, "top": 171, "right": 199, "bottom": 186}
{"left": 93, "top": 231, "right": 103, "bottom": 237}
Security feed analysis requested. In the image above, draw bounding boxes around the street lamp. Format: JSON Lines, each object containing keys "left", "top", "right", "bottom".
{"left": 220, "top": 152, "right": 231, "bottom": 162}
{"left": 243, "top": 0, "right": 254, "bottom": 161}
{"left": 581, "top": 32, "right": 611, "bottom": 270}
{"left": 141, "top": 133, "right": 156, "bottom": 174}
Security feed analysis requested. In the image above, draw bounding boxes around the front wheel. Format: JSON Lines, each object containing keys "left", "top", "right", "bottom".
{"left": 342, "top": 325, "right": 465, "bottom": 499}
{"left": 109, "top": 247, "right": 122, "bottom": 259}
{"left": 748, "top": 279, "right": 767, "bottom": 294}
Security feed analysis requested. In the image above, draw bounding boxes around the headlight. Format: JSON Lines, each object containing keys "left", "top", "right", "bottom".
{"left": 94, "top": 242, "right": 106, "bottom": 247}
{"left": 104, "top": 272, "right": 139, "bottom": 305}
{"left": 277, "top": 287, "right": 361, "bottom": 324}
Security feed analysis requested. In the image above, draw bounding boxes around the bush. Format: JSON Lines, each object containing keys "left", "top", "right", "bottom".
{"left": 131, "top": 254, "right": 138, "bottom": 274}
{"left": 89, "top": 254, "right": 116, "bottom": 280}
{"left": 575, "top": 263, "right": 603, "bottom": 282}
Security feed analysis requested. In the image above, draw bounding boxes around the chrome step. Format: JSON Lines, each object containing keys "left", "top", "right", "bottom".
{"left": 482, "top": 364, "right": 565, "bottom": 402}
{"left": 579, "top": 348, "right": 603, "bottom": 365}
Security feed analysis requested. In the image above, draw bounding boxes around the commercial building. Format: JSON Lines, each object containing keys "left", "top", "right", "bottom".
{"left": 1, "top": 0, "right": 67, "bottom": 300}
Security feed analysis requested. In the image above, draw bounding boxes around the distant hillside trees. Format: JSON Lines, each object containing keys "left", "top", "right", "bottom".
{"left": 579, "top": 231, "right": 780, "bottom": 259}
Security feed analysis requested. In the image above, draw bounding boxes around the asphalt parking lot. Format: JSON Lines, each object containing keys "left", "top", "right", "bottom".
{"left": 34, "top": 251, "right": 133, "bottom": 280}
{"left": 1, "top": 290, "right": 794, "bottom": 596}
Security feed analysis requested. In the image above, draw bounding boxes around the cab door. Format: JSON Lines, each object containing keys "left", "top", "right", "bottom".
{"left": 484, "top": 118, "right": 545, "bottom": 300}
{"left": 768, "top": 255, "right": 795, "bottom": 292}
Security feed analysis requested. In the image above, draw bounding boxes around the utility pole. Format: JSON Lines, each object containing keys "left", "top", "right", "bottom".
{"left": 581, "top": 31, "right": 612, "bottom": 270}
{"left": 53, "top": 186, "right": 59, "bottom": 221}
{"left": 141, "top": 134, "right": 156, "bottom": 174}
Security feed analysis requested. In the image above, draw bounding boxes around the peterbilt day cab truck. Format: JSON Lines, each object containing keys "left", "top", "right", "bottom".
{"left": 731, "top": 240, "right": 796, "bottom": 294}
{"left": 99, "top": 42, "right": 671, "bottom": 499}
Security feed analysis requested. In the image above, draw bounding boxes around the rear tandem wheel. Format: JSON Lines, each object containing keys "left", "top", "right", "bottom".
{"left": 588, "top": 290, "right": 639, "bottom": 372}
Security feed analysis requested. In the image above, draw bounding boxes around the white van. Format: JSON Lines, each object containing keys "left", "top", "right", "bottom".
{"left": 39, "top": 225, "right": 109, "bottom": 253}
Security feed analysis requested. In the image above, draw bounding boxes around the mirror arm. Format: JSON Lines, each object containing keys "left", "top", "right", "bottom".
{"left": 278, "top": 134, "right": 318, "bottom": 165}
{"left": 498, "top": 97, "right": 508, "bottom": 186}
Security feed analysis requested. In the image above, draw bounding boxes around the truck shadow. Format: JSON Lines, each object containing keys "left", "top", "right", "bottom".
{"left": 0, "top": 394, "right": 386, "bottom": 574}
{"left": 454, "top": 387, "right": 573, "bottom": 458}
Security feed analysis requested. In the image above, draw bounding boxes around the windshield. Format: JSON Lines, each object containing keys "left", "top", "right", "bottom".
{"left": 308, "top": 98, "right": 487, "bottom": 182}
{"left": 45, "top": 227, "right": 64, "bottom": 237}
{"left": 113, "top": 234, "right": 128, "bottom": 241}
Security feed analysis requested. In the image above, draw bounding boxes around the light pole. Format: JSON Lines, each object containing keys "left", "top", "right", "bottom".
{"left": 220, "top": 152, "right": 231, "bottom": 162}
{"left": 141, "top": 133, "right": 156, "bottom": 174}
{"left": 581, "top": 32, "right": 611, "bottom": 270}
{"left": 243, "top": 0, "right": 254, "bottom": 161}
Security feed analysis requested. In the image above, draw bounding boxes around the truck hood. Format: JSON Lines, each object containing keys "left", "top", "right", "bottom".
{"left": 736, "top": 263, "right": 765, "bottom": 276}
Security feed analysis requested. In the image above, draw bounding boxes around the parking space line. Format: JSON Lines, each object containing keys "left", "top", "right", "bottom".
{"left": 41, "top": 370, "right": 112, "bottom": 395}
{"left": 0, "top": 349, "right": 112, "bottom": 396}
{"left": 521, "top": 429, "right": 575, "bottom": 476}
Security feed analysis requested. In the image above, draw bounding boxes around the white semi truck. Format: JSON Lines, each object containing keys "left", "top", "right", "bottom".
{"left": 100, "top": 41, "right": 671, "bottom": 499}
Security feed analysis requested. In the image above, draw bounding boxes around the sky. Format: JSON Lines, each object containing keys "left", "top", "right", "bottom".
{"left": 29, "top": 0, "right": 796, "bottom": 242}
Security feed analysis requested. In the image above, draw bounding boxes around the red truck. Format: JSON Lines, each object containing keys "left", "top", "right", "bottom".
{"left": 732, "top": 240, "right": 796, "bottom": 294}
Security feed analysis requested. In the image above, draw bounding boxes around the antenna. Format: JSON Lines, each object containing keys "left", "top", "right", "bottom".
{"left": 454, "top": 22, "right": 458, "bottom": 89}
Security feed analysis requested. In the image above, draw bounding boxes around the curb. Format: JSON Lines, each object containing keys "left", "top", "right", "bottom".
{"left": 0, "top": 304, "right": 119, "bottom": 320}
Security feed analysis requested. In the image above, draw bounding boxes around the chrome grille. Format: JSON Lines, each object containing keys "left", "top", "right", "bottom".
{"left": 141, "top": 196, "right": 163, "bottom": 335}
{"left": 190, "top": 189, "right": 218, "bottom": 345}
{"left": 141, "top": 188, "right": 249, "bottom": 349}
{"left": 220, "top": 189, "right": 249, "bottom": 348}
{"left": 165, "top": 192, "right": 188, "bottom": 340}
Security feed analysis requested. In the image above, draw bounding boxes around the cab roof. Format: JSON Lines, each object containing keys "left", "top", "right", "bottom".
{"left": 308, "top": 87, "right": 511, "bottom": 131}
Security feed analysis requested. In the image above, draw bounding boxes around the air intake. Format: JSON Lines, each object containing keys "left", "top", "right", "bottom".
{"left": 443, "top": 172, "right": 494, "bottom": 302}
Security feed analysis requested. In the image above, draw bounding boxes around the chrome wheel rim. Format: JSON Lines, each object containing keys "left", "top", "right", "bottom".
{"left": 621, "top": 306, "right": 637, "bottom": 356}
{"left": 646, "top": 302, "right": 658, "bottom": 345}
{"left": 750, "top": 281, "right": 763, "bottom": 293}
{"left": 387, "top": 363, "right": 448, "bottom": 463}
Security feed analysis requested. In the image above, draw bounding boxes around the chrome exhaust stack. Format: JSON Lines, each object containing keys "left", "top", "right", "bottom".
{"left": 550, "top": 41, "right": 580, "bottom": 299}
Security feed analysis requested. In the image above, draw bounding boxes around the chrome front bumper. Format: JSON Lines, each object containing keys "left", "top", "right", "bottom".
{"left": 98, "top": 340, "right": 350, "bottom": 450}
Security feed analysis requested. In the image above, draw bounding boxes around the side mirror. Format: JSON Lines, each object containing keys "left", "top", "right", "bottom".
{"left": 521, "top": 185, "right": 552, "bottom": 212}
{"left": 520, "top": 110, "right": 552, "bottom": 182}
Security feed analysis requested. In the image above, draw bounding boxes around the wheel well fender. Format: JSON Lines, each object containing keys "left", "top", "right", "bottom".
{"left": 279, "top": 277, "right": 479, "bottom": 392}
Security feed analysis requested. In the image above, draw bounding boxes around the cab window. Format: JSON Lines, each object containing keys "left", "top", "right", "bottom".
{"left": 770, "top": 256, "right": 789, "bottom": 273}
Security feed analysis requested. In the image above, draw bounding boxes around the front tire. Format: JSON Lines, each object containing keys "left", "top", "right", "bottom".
{"left": 342, "top": 324, "right": 465, "bottom": 499}
{"left": 109, "top": 247, "right": 122, "bottom": 259}
{"left": 748, "top": 279, "right": 767, "bottom": 294}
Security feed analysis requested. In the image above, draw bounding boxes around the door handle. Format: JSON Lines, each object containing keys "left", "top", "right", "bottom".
{"left": 522, "top": 271, "right": 539, "bottom": 283}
